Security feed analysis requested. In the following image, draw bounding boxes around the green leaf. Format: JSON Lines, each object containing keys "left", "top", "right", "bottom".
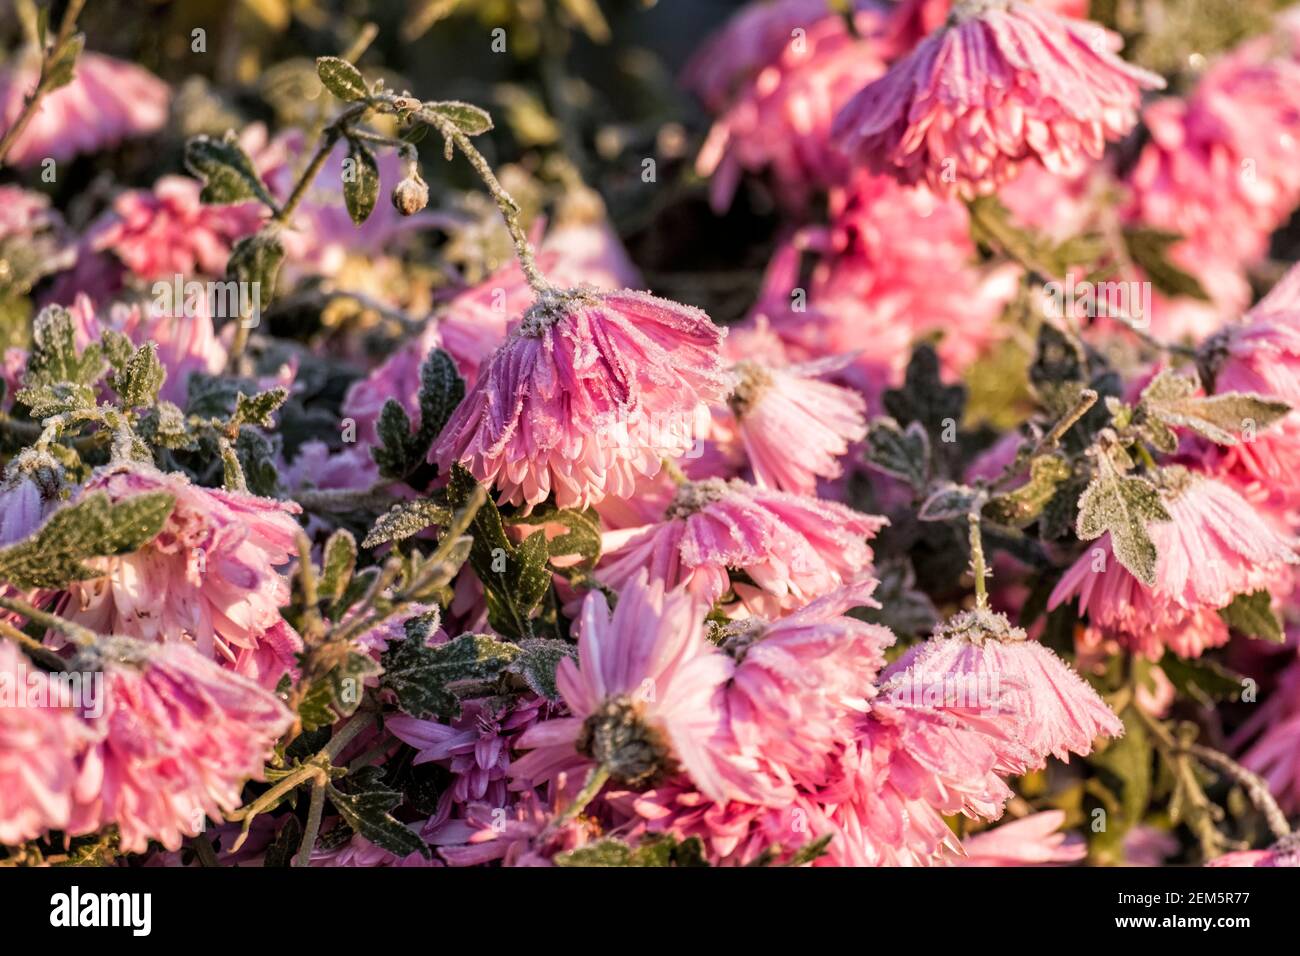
{"left": 326, "top": 784, "right": 430, "bottom": 859}
{"left": 44, "top": 32, "right": 84, "bottom": 90}
{"left": 230, "top": 388, "right": 288, "bottom": 429}
{"left": 506, "top": 638, "right": 576, "bottom": 700}
{"left": 184, "top": 134, "right": 276, "bottom": 207}
{"left": 24, "top": 305, "right": 103, "bottom": 388}
{"left": 1218, "top": 590, "right": 1284, "bottom": 643}
{"left": 1090, "top": 706, "right": 1152, "bottom": 834}
{"left": 863, "top": 418, "right": 930, "bottom": 491}
{"left": 510, "top": 505, "right": 602, "bottom": 571}
{"left": 1075, "top": 456, "right": 1170, "bottom": 586}
{"left": 554, "top": 834, "right": 709, "bottom": 867}
{"left": 111, "top": 343, "right": 166, "bottom": 407}
{"left": 234, "top": 427, "right": 281, "bottom": 497}
{"left": 883, "top": 344, "right": 966, "bottom": 438}
{"left": 415, "top": 348, "right": 465, "bottom": 448}
{"left": 1158, "top": 653, "right": 1245, "bottom": 705}
{"left": 381, "top": 632, "right": 521, "bottom": 721}
{"left": 319, "top": 530, "right": 357, "bottom": 604}
{"left": 982, "top": 455, "right": 1072, "bottom": 528}
{"left": 226, "top": 230, "right": 285, "bottom": 312}
{"left": 0, "top": 491, "right": 175, "bottom": 589}
{"left": 1124, "top": 228, "right": 1210, "bottom": 302}
{"left": 315, "top": 56, "right": 369, "bottom": 101}
{"left": 262, "top": 816, "right": 303, "bottom": 868}
{"left": 917, "top": 483, "right": 979, "bottom": 522}
{"left": 372, "top": 400, "right": 422, "bottom": 480}
{"left": 296, "top": 650, "right": 383, "bottom": 731}
{"left": 1139, "top": 370, "right": 1290, "bottom": 447}
{"left": 449, "top": 466, "right": 552, "bottom": 639}
{"left": 369, "top": 348, "right": 464, "bottom": 481}
{"left": 363, "top": 499, "right": 452, "bottom": 548}
{"left": 419, "top": 101, "right": 494, "bottom": 136}
{"left": 15, "top": 381, "right": 95, "bottom": 418}
{"left": 785, "top": 834, "right": 834, "bottom": 867}
{"left": 342, "top": 141, "right": 380, "bottom": 225}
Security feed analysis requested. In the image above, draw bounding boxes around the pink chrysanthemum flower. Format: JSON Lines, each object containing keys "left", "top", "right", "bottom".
{"left": 695, "top": 7, "right": 891, "bottom": 212}
{"left": 833, "top": 0, "right": 1164, "bottom": 197}
{"left": 0, "top": 643, "right": 85, "bottom": 845}
{"left": 430, "top": 793, "right": 595, "bottom": 867}
{"left": 86, "top": 176, "right": 264, "bottom": 281}
{"left": 1207, "top": 834, "right": 1300, "bottom": 868}
{"left": 1049, "top": 471, "right": 1299, "bottom": 659}
{"left": 957, "top": 809, "right": 1086, "bottom": 866}
{"left": 882, "top": 607, "right": 1123, "bottom": 771}
{"left": 721, "top": 579, "right": 894, "bottom": 791}
{"left": 596, "top": 478, "right": 887, "bottom": 616}
{"left": 1123, "top": 41, "right": 1300, "bottom": 271}
{"left": 69, "top": 638, "right": 291, "bottom": 853}
{"left": 726, "top": 355, "right": 867, "bottom": 495}
{"left": 60, "top": 464, "right": 304, "bottom": 687}
{"left": 0, "top": 49, "right": 169, "bottom": 167}
{"left": 886, "top": 0, "right": 1088, "bottom": 50}
{"left": 509, "top": 571, "right": 757, "bottom": 805}
{"left": 432, "top": 286, "right": 728, "bottom": 510}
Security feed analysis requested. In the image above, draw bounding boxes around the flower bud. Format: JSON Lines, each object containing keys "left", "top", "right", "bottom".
{"left": 391, "top": 170, "right": 429, "bottom": 216}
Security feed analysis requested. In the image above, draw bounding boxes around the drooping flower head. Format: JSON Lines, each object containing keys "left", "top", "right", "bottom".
{"left": 596, "top": 477, "right": 887, "bottom": 616}
{"left": 882, "top": 607, "right": 1123, "bottom": 772}
{"left": 833, "top": 0, "right": 1164, "bottom": 196}
{"left": 69, "top": 637, "right": 291, "bottom": 853}
{"left": 60, "top": 464, "right": 304, "bottom": 687}
{"left": 432, "top": 286, "right": 728, "bottom": 510}
{"left": 1049, "top": 470, "right": 1299, "bottom": 659}
{"left": 0, "top": 49, "right": 169, "bottom": 167}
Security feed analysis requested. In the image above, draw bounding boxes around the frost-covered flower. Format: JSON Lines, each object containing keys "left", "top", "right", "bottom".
{"left": 596, "top": 478, "right": 886, "bottom": 616}
{"left": 0, "top": 48, "right": 169, "bottom": 167}
{"left": 833, "top": 0, "right": 1163, "bottom": 196}
{"left": 432, "top": 286, "right": 728, "bottom": 510}
{"left": 1049, "top": 471, "right": 1299, "bottom": 658}
{"left": 509, "top": 572, "right": 755, "bottom": 804}
{"left": 69, "top": 638, "right": 291, "bottom": 853}
{"left": 61, "top": 464, "right": 303, "bottom": 687}
{"left": 885, "top": 0, "right": 1089, "bottom": 50}
{"left": 430, "top": 793, "right": 594, "bottom": 866}
{"left": 726, "top": 356, "right": 867, "bottom": 495}
{"left": 882, "top": 607, "right": 1123, "bottom": 771}
{"left": 1207, "top": 834, "right": 1300, "bottom": 868}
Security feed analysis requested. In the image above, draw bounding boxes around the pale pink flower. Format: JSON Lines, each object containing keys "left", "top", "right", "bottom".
{"left": 0, "top": 642, "right": 84, "bottom": 845}
{"left": 342, "top": 322, "right": 446, "bottom": 448}
{"left": 281, "top": 441, "right": 379, "bottom": 495}
{"left": 726, "top": 356, "right": 867, "bottom": 495}
{"left": 66, "top": 293, "right": 228, "bottom": 406}
{"left": 596, "top": 478, "right": 887, "bottom": 616}
{"left": 883, "top": 607, "right": 1122, "bottom": 771}
{"left": 834, "top": 0, "right": 1164, "bottom": 197}
{"left": 1207, "top": 835, "right": 1300, "bottom": 868}
{"left": 957, "top": 810, "right": 1086, "bottom": 865}
{"left": 1049, "top": 472, "right": 1299, "bottom": 658}
{"left": 0, "top": 185, "right": 62, "bottom": 242}
{"left": 432, "top": 287, "right": 728, "bottom": 510}
{"left": 0, "top": 49, "right": 169, "bottom": 167}
{"left": 87, "top": 176, "right": 263, "bottom": 281}
{"left": 430, "top": 793, "right": 594, "bottom": 866}
{"left": 69, "top": 637, "right": 291, "bottom": 853}
{"left": 509, "top": 571, "right": 755, "bottom": 804}
{"left": 60, "top": 464, "right": 304, "bottom": 688}
{"left": 721, "top": 579, "right": 894, "bottom": 792}
{"left": 695, "top": 9, "right": 892, "bottom": 211}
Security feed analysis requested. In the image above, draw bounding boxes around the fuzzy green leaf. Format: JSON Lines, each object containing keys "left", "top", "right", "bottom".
{"left": 185, "top": 134, "right": 276, "bottom": 207}
{"left": 983, "top": 456, "right": 1072, "bottom": 528}
{"left": 226, "top": 230, "right": 285, "bottom": 312}
{"left": 1076, "top": 458, "right": 1170, "bottom": 586}
{"left": 319, "top": 530, "right": 357, "bottom": 604}
{"left": 342, "top": 141, "right": 380, "bottom": 225}
{"left": 1140, "top": 370, "right": 1290, "bottom": 447}
{"left": 326, "top": 784, "right": 430, "bottom": 858}
{"left": 917, "top": 483, "right": 979, "bottom": 522}
{"left": 1124, "top": 228, "right": 1210, "bottom": 302}
{"left": 315, "top": 56, "right": 369, "bottom": 101}
{"left": 864, "top": 418, "right": 930, "bottom": 491}
{"left": 381, "top": 632, "right": 521, "bottom": 721}
{"left": 1218, "top": 590, "right": 1284, "bottom": 643}
{"left": 363, "top": 499, "right": 452, "bottom": 548}
{"left": 112, "top": 343, "right": 166, "bottom": 407}
{"left": 507, "top": 638, "right": 576, "bottom": 701}
{"left": 420, "top": 101, "right": 494, "bottom": 136}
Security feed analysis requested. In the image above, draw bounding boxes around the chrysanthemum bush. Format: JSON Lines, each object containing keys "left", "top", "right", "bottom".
{"left": 3, "top": 0, "right": 1300, "bottom": 868}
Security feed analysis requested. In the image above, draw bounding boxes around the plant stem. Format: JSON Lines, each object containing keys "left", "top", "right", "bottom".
{"left": 967, "top": 512, "right": 989, "bottom": 608}
{"left": 0, "top": 594, "right": 98, "bottom": 647}
{"left": 551, "top": 763, "right": 611, "bottom": 831}
{"left": 295, "top": 779, "right": 328, "bottom": 868}
{"left": 1180, "top": 743, "right": 1291, "bottom": 842}
{"left": 0, "top": 0, "right": 86, "bottom": 168}
{"left": 0, "top": 618, "right": 67, "bottom": 669}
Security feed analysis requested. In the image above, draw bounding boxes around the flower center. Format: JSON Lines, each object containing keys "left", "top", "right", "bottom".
{"left": 950, "top": 0, "right": 1010, "bottom": 24}
{"left": 516, "top": 285, "right": 599, "bottom": 337}
{"left": 665, "top": 478, "right": 730, "bottom": 519}
{"left": 935, "top": 607, "right": 1027, "bottom": 645}
{"left": 713, "top": 618, "right": 767, "bottom": 661}
{"left": 575, "top": 696, "right": 674, "bottom": 787}
{"left": 728, "top": 361, "right": 774, "bottom": 419}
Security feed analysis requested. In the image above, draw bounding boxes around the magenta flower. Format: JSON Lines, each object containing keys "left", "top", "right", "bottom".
{"left": 596, "top": 478, "right": 886, "bottom": 615}
{"left": 432, "top": 287, "right": 729, "bottom": 510}
{"left": 957, "top": 810, "right": 1085, "bottom": 866}
{"left": 86, "top": 176, "right": 263, "bottom": 281}
{"left": 883, "top": 607, "right": 1123, "bottom": 771}
{"left": 833, "top": 0, "right": 1163, "bottom": 197}
{"left": 0, "top": 49, "right": 169, "bottom": 167}
{"left": 1207, "top": 835, "right": 1300, "bottom": 868}
{"left": 60, "top": 464, "right": 304, "bottom": 687}
{"left": 510, "top": 571, "right": 755, "bottom": 805}
{"left": 1049, "top": 472, "right": 1298, "bottom": 659}
{"left": 69, "top": 637, "right": 291, "bottom": 853}
{"left": 0, "top": 643, "right": 85, "bottom": 845}
{"left": 695, "top": 9, "right": 891, "bottom": 212}
{"left": 430, "top": 794, "right": 594, "bottom": 866}
{"left": 726, "top": 355, "right": 867, "bottom": 495}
